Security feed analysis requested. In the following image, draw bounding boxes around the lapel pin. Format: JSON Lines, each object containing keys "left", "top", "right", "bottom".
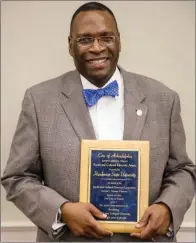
{"left": 136, "top": 109, "right": 142, "bottom": 116}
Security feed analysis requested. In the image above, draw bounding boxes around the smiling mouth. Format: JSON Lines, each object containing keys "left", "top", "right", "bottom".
{"left": 86, "top": 58, "right": 110, "bottom": 69}
{"left": 87, "top": 58, "right": 109, "bottom": 64}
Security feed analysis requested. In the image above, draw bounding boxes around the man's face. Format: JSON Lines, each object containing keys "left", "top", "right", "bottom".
{"left": 69, "top": 10, "right": 121, "bottom": 87}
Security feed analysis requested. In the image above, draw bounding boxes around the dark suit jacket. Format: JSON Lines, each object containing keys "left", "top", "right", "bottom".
{"left": 2, "top": 67, "right": 195, "bottom": 242}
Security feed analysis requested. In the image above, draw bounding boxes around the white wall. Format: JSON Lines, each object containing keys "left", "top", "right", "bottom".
{"left": 1, "top": 1, "right": 195, "bottom": 242}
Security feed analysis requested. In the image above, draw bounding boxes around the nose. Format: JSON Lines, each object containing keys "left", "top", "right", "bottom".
{"left": 89, "top": 38, "right": 106, "bottom": 53}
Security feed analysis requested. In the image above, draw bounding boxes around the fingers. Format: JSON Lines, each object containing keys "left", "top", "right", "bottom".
{"left": 82, "top": 220, "right": 112, "bottom": 239}
{"left": 131, "top": 204, "right": 168, "bottom": 240}
{"left": 89, "top": 218, "right": 113, "bottom": 237}
{"left": 131, "top": 208, "right": 154, "bottom": 240}
{"left": 83, "top": 227, "right": 103, "bottom": 239}
{"left": 135, "top": 210, "right": 151, "bottom": 229}
{"left": 83, "top": 233, "right": 102, "bottom": 239}
{"left": 62, "top": 202, "right": 113, "bottom": 239}
{"left": 95, "top": 225, "right": 113, "bottom": 237}
{"left": 131, "top": 221, "right": 156, "bottom": 240}
{"left": 88, "top": 203, "right": 107, "bottom": 219}
{"left": 88, "top": 203, "right": 113, "bottom": 236}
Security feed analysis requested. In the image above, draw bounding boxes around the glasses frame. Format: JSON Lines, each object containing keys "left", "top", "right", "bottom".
{"left": 70, "top": 36, "right": 116, "bottom": 47}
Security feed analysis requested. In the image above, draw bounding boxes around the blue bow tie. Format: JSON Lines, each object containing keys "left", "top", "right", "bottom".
{"left": 83, "top": 80, "right": 119, "bottom": 107}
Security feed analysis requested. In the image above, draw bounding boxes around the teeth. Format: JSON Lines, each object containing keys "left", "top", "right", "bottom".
{"left": 89, "top": 58, "right": 106, "bottom": 64}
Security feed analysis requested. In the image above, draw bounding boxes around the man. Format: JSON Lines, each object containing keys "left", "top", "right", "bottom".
{"left": 2, "top": 1, "right": 195, "bottom": 242}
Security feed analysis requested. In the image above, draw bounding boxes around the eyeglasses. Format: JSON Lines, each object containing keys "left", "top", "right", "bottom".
{"left": 72, "top": 36, "right": 116, "bottom": 47}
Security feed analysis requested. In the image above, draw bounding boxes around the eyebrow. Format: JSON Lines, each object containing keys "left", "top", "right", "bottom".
{"left": 76, "top": 31, "right": 116, "bottom": 37}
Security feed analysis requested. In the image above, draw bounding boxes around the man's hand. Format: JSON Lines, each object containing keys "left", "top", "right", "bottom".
{"left": 131, "top": 203, "right": 172, "bottom": 240}
{"left": 61, "top": 202, "right": 113, "bottom": 239}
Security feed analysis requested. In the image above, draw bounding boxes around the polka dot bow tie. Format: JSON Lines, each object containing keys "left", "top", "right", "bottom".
{"left": 83, "top": 80, "right": 119, "bottom": 107}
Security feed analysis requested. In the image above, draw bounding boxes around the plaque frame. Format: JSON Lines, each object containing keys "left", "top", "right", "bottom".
{"left": 80, "top": 140, "right": 149, "bottom": 233}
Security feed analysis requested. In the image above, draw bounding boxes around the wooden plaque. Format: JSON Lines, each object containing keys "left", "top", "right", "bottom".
{"left": 80, "top": 140, "right": 149, "bottom": 233}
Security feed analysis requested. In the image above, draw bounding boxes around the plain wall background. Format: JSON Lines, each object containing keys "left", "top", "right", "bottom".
{"left": 1, "top": 0, "right": 195, "bottom": 229}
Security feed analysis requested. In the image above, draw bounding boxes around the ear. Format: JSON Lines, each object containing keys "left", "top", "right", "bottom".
{"left": 117, "top": 32, "right": 121, "bottom": 52}
{"left": 68, "top": 36, "right": 74, "bottom": 57}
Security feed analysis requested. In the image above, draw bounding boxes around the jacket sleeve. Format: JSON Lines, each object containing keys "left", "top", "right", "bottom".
{"left": 1, "top": 89, "right": 68, "bottom": 240}
{"left": 154, "top": 92, "right": 196, "bottom": 236}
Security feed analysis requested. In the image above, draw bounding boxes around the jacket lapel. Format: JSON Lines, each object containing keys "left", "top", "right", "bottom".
{"left": 60, "top": 67, "right": 148, "bottom": 141}
{"left": 120, "top": 68, "right": 148, "bottom": 140}
{"left": 60, "top": 70, "right": 96, "bottom": 140}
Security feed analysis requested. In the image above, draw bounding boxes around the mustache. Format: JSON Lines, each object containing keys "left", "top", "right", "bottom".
{"left": 85, "top": 56, "right": 110, "bottom": 61}
{"left": 82, "top": 53, "right": 110, "bottom": 61}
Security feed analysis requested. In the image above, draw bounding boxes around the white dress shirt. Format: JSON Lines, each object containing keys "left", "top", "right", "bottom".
{"left": 81, "top": 67, "right": 124, "bottom": 140}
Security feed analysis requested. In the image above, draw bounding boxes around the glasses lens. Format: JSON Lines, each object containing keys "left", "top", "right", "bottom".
{"left": 77, "top": 37, "right": 93, "bottom": 46}
{"left": 99, "top": 36, "right": 115, "bottom": 45}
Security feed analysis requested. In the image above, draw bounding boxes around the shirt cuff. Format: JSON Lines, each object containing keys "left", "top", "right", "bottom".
{"left": 166, "top": 223, "right": 174, "bottom": 237}
{"left": 52, "top": 208, "right": 67, "bottom": 236}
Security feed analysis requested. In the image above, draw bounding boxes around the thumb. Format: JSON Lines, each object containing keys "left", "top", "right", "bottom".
{"left": 88, "top": 204, "right": 107, "bottom": 219}
{"left": 135, "top": 210, "right": 151, "bottom": 228}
